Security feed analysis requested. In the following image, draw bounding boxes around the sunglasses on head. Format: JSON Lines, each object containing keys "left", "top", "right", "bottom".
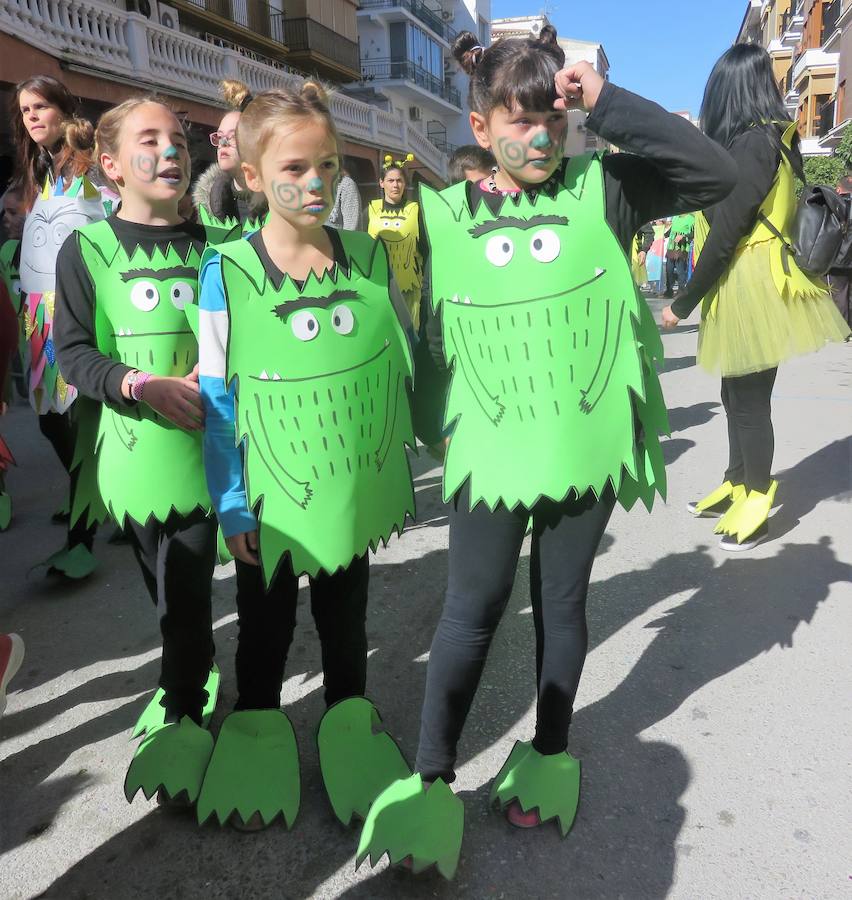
{"left": 210, "top": 131, "right": 236, "bottom": 148}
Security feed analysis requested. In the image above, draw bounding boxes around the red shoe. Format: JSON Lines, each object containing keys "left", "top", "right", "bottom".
{"left": 506, "top": 801, "right": 541, "bottom": 829}
{"left": 0, "top": 633, "right": 25, "bottom": 717}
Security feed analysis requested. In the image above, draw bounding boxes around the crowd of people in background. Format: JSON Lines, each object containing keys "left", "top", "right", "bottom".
{"left": 0, "top": 30, "right": 849, "bottom": 880}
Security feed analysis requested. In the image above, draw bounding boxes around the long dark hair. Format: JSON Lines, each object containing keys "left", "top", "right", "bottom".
{"left": 700, "top": 44, "right": 794, "bottom": 153}
{"left": 453, "top": 25, "right": 565, "bottom": 115}
{"left": 12, "top": 75, "right": 95, "bottom": 207}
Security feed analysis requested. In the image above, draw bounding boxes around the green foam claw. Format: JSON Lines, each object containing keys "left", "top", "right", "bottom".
{"left": 317, "top": 697, "right": 411, "bottom": 825}
{"left": 0, "top": 492, "right": 10, "bottom": 531}
{"left": 124, "top": 717, "right": 214, "bottom": 804}
{"left": 357, "top": 774, "right": 464, "bottom": 879}
{"left": 490, "top": 741, "right": 581, "bottom": 837}
{"left": 43, "top": 543, "right": 98, "bottom": 579}
{"left": 197, "top": 710, "right": 300, "bottom": 828}
{"left": 131, "top": 665, "right": 220, "bottom": 739}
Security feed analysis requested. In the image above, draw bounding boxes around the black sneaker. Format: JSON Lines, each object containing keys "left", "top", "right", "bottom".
{"left": 719, "top": 522, "right": 769, "bottom": 552}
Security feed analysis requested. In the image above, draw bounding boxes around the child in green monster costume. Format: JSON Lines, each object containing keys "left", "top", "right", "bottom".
{"left": 55, "top": 97, "right": 239, "bottom": 809}
{"left": 198, "top": 84, "right": 415, "bottom": 832}
{"left": 357, "top": 27, "right": 737, "bottom": 878}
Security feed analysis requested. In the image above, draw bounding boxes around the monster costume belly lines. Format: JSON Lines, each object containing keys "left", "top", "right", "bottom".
{"left": 213, "top": 229, "right": 416, "bottom": 586}
{"left": 423, "top": 154, "right": 668, "bottom": 513}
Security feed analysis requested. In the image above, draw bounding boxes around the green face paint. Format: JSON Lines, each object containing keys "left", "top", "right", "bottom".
{"left": 307, "top": 176, "right": 324, "bottom": 192}
{"left": 419, "top": 154, "right": 669, "bottom": 512}
{"left": 214, "top": 230, "right": 415, "bottom": 583}
{"left": 131, "top": 154, "right": 158, "bottom": 183}
{"left": 162, "top": 145, "right": 180, "bottom": 160}
{"left": 270, "top": 181, "right": 303, "bottom": 212}
{"left": 75, "top": 221, "right": 215, "bottom": 526}
{"left": 530, "top": 130, "right": 553, "bottom": 150}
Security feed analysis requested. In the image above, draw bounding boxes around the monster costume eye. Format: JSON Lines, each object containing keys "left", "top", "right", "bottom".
{"left": 53, "top": 222, "right": 71, "bottom": 247}
{"left": 382, "top": 220, "right": 391, "bottom": 228}
{"left": 130, "top": 281, "right": 160, "bottom": 311}
{"left": 331, "top": 305, "right": 354, "bottom": 335}
{"left": 529, "top": 229, "right": 560, "bottom": 263}
{"left": 31, "top": 225, "right": 47, "bottom": 249}
{"left": 394, "top": 221, "right": 402, "bottom": 229}
{"left": 485, "top": 235, "right": 514, "bottom": 267}
{"left": 291, "top": 310, "right": 320, "bottom": 341}
{"left": 170, "top": 281, "right": 195, "bottom": 310}
{"left": 11, "top": 280, "right": 20, "bottom": 296}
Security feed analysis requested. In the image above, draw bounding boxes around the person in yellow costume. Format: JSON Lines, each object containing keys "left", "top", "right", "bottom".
{"left": 663, "top": 45, "right": 850, "bottom": 551}
{"left": 367, "top": 154, "right": 424, "bottom": 328}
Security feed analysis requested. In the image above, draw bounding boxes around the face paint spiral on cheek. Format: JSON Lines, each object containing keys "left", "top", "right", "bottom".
{"left": 132, "top": 154, "right": 158, "bottom": 183}
{"left": 271, "top": 181, "right": 304, "bottom": 211}
{"left": 496, "top": 137, "right": 527, "bottom": 170}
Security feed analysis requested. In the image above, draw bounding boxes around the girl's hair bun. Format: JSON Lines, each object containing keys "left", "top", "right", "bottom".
{"left": 537, "top": 24, "right": 559, "bottom": 48}
{"left": 301, "top": 80, "right": 329, "bottom": 107}
{"left": 220, "top": 79, "right": 254, "bottom": 111}
{"left": 452, "top": 31, "right": 485, "bottom": 75}
{"left": 65, "top": 116, "right": 95, "bottom": 154}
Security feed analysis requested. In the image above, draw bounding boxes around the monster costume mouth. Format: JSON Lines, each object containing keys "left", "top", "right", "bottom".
{"left": 444, "top": 268, "right": 607, "bottom": 310}
{"left": 249, "top": 340, "right": 390, "bottom": 384}
{"left": 112, "top": 329, "right": 193, "bottom": 338}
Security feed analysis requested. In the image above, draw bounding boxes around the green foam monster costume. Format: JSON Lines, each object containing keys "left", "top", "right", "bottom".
{"left": 199, "top": 205, "right": 266, "bottom": 235}
{"left": 422, "top": 154, "right": 668, "bottom": 513}
{"left": 75, "top": 221, "right": 215, "bottom": 528}
{"left": 358, "top": 155, "right": 669, "bottom": 878}
{"left": 213, "top": 229, "right": 416, "bottom": 585}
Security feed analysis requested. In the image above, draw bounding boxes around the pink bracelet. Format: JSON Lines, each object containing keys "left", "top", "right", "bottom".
{"left": 130, "top": 371, "right": 152, "bottom": 402}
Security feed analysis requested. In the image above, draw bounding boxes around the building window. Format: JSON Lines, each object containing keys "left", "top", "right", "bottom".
{"left": 478, "top": 16, "right": 490, "bottom": 47}
{"left": 407, "top": 23, "right": 443, "bottom": 78}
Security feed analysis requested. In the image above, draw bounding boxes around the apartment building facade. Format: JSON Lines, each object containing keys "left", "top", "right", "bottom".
{"left": 0, "top": 0, "right": 450, "bottom": 190}
{"left": 738, "top": 0, "right": 852, "bottom": 155}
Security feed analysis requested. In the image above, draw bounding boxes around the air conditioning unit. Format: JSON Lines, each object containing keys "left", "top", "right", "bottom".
{"left": 127, "top": 0, "right": 158, "bottom": 19}
{"left": 441, "top": 10, "right": 452, "bottom": 19}
{"left": 159, "top": 3, "right": 180, "bottom": 29}
{"left": 409, "top": 106, "right": 422, "bottom": 122}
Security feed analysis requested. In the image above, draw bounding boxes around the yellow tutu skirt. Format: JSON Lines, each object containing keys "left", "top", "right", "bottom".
{"left": 698, "top": 243, "right": 851, "bottom": 377}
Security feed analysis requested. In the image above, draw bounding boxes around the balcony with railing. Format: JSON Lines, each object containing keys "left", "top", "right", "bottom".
{"left": 357, "top": 0, "right": 456, "bottom": 45}
{"left": 180, "top": 0, "right": 285, "bottom": 47}
{"left": 821, "top": 0, "right": 841, "bottom": 44}
{"left": 818, "top": 98, "right": 837, "bottom": 137}
{"left": 361, "top": 58, "right": 461, "bottom": 108}
{"left": 0, "top": 0, "right": 447, "bottom": 176}
{"left": 283, "top": 16, "right": 361, "bottom": 79}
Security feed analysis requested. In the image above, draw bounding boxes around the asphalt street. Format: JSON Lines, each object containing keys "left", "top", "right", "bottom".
{"left": 1, "top": 299, "right": 850, "bottom": 899}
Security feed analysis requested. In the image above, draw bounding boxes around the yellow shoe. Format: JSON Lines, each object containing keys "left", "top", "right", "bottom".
{"left": 713, "top": 484, "right": 747, "bottom": 535}
{"left": 687, "top": 481, "right": 736, "bottom": 518}
{"left": 718, "top": 481, "right": 778, "bottom": 552}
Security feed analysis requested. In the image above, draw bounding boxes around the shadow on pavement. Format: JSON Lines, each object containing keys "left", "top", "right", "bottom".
{"left": 667, "top": 401, "right": 720, "bottom": 434}
{"left": 661, "top": 354, "right": 697, "bottom": 373}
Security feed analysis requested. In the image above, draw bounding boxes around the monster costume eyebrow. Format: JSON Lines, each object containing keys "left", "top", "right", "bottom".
{"left": 468, "top": 214, "right": 569, "bottom": 238}
{"left": 119, "top": 266, "right": 197, "bottom": 282}
{"left": 273, "top": 290, "right": 360, "bottom": 320}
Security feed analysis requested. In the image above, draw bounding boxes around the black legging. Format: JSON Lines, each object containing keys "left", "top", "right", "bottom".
{"left": 233, "top": 553, "right": 370, "bottom": 711}
{"left": 720, "top": 367, "right": 777, "bottom": 494}
{"left": 38, "top": 410, "right": 97, "bottom": 550}
{"left": 416, "top": 484, "right": 616, "bottom": 783}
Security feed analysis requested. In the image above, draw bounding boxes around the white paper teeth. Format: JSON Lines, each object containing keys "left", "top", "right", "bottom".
{"left": 451, "top": 293, "right": 459, "bottom": 303}
{"left": 595, "top": 267, "right": 605, "bottom": 277}
{"left": 259, "top": 369, "right": 269, "bottom": 380}
{"left": 463, "top": 296, "right": 471, "bottom": 304}
{"left": 126, "top": 329, "right": 133, "bottom": 336}
{"left": 118, "top": 328, "right": 124, "bottom": 336}
{"left": 272, "top": 372, "right": 281, "bottom": 381}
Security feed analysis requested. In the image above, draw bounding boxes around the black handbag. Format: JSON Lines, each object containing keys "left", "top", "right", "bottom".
{"left": 759, "top": 143, "right": 852, "bottom": 276}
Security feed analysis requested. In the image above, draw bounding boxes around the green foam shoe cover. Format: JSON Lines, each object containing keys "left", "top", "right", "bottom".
{"left": 124, "top": 717, "right": 214, "bottom": 804}
{"left": 131, "top": 665, "right": 220, "bottom": 739}
{"left": 317, "top": 697, "right": 411, "bottom": 825}
{"left": 0, "top": 493, "right": 10, "bottom": 531}
{"left": 42, "top": 543, "right": 98, "bottom": 579}
{"left": 357, "top": 774, "right": 464, "bottom": 880}
{"left": 196, "top": 710, "right": 300, "bottom": 828}
{"left": 490, "top": 741, "right": 581, "bottom": 837}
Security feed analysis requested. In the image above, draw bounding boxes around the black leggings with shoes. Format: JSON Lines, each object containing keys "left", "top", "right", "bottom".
{"left": 234, "top": 553, "right": 370, "bottom": 711}
{"left": 416, "top": 485, "right": 615, "bottom": 784}
{"left": 720, "top": 367, "right": 777, "bottom": 493}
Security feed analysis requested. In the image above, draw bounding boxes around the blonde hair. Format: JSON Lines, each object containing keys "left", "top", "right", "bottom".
{"left": 236, "top": 82, "right": 338, "bottom": 167}
{"left": 95, "top": 95, "right": 184, "bottom": 188}
{"left": 220, "top": 79, "right": 252, "bottom": 111}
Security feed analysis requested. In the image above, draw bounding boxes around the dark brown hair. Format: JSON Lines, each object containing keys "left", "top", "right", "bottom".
{"left": 12, "top": 75, "right": 95, "bottom": 207}
{"left": 448, "top": 144, "right": 497, "bottom": 182}
{"left": 453, "top": 26, "right": 565, "bottom": 116}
